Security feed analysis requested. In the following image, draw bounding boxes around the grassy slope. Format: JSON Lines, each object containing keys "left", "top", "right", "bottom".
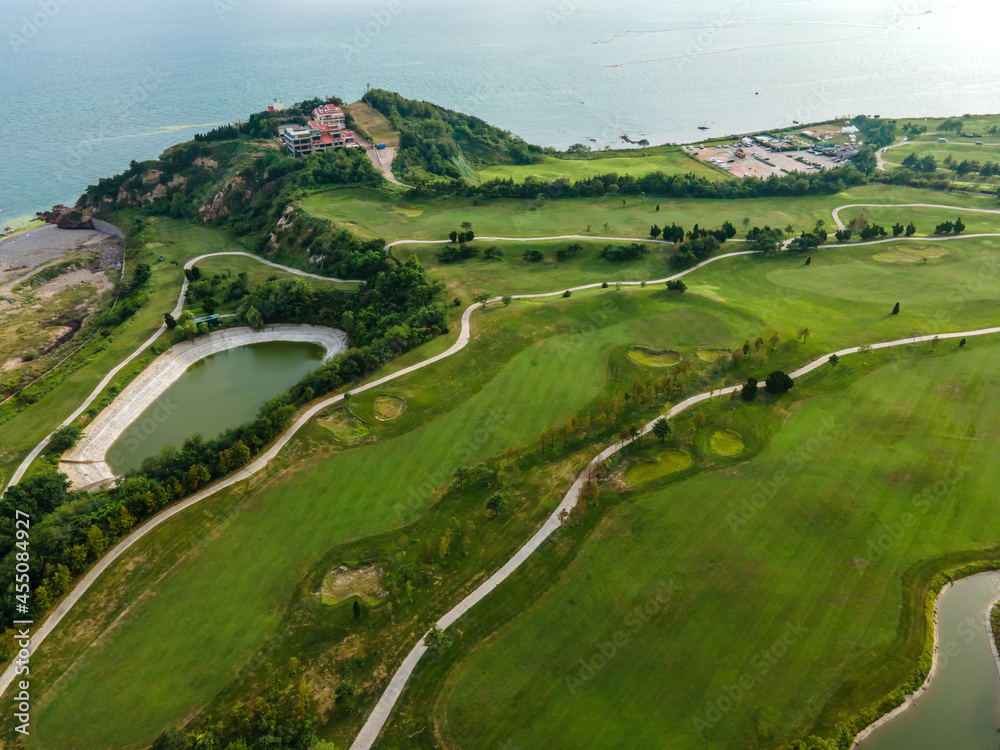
{"left": 344, "top": 101, "right": 401, "bottom": 148}
{"left": 27, "top": 293, "right": 744, "bottom": 748}
{"left": 23, "top": 184, "right": 1000, "bottom": 747}
{"left": 477, "top": 150, "right": 726, "bottom": 183}
{"left": 430, "top": 341, "right": 1000, "bottom": 750}
{"left": 301, "top": 184, "right": 996, "bottom": 243}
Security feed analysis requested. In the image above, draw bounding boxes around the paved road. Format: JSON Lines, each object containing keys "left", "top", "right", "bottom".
{"left": 831, "top": 203, "right": 1000, "bottom": 231}
{"left": 3, "top": 201, "right": 999, "bottom": 731}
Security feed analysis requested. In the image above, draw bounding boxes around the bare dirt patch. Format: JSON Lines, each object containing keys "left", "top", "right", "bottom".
{"left": 36, "top": 268, "right": 112, "bottom": 300}
{"left": 320, "top": 563, "right": 387, "bottom": 605}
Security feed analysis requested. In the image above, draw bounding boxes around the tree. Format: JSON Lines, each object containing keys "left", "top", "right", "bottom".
{"left": 829, "top": 353, "right": 839, "bottom": 367}
{"left": 666, "top": 279, "right": 687, "bottom": 292}
{"left": 797, "top": 327, "right": 810, "bottom": 343}
{"left": 627, "top": 424, "right": 640, "bottom": 447}
{"left": 164, "top": 312, "right": 176, "bottom": 329}
{"left": 892, "top": 302, "right": 900, "bottom": 315}
{"left": 652, "top": 418, "right": 671, "bottom": 442}
{"left": 474, "top": 292, "right": 491, "bottom": 308}
{"left": 650, "top": 224, "right": 662, "bottom": 239}
{"left": 454, "top": 466, "right": 473, "bottom": 489}
{"left": 765, "top": 370, "right": 794, "bottom": 394}
{"left": 502, "top": 295, "right": 512, "bottom": 306}
{"left": 244, "top": 305, "right": 264, "bottom": 331}
{"left": 741, "top": 377, "right": 758, "bottom": 401}
{"left": 522, "top": 248, "right": 544, "bottom": 262}
{"left": 486, "top": 492, "right": 508, "bottom": 517}
{"left": 47, "top": 425, "right": 82, "bottom": 453}
{"left": 769, "top": 332, "right": 780, "bottom": 350}
{"left": 960, "top": 337, "right": 966, "bottom": 347}
{"left": 425, "top": 626, "right": 453, "bottom": 657}
{"left": 905, "top": 221, "right": 917, "bottom": 236}
{"left": 448, "top": 230, "right": 458, "bottom": 244}
{"left": 892, "top": 222, "right": 904, "bottom": 237}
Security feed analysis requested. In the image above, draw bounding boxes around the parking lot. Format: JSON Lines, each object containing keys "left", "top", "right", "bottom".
{"left": 687, "top": 144, "right": 849, "bottom": 179}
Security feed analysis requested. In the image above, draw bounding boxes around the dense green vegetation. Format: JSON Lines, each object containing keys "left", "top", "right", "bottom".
{"left": 361, "top": 88, "right": 546, "bottom": 184}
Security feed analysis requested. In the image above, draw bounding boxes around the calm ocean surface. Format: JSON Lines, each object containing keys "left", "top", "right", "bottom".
{"left": 1, "top": 0, "right": 998, "bottom": 223}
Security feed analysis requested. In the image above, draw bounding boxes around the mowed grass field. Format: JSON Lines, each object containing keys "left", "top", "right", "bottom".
{"left": 300, "top": 184, "right": 996, "bottom": 243}
{"left": 27, "top": 194, "right": 1000, "bottom": 747}
{"left": 477, "top": 149, "right": 725, "bottom": 183}
{"left": 21, "top": 183, "right": 1000, "bottom": 747}
{"left": 430, "top": 341, "right": 1000, "bottom": 750}
{"left": 883, "top": 140, "right": 1000, "bottom": 168}
{"left": 27, "top": 292, "right": 749, "bottom": 748}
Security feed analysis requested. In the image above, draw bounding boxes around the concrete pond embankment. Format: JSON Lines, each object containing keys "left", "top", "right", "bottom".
{"left": 59, "top": 324, "right": 346, "bottom": 489}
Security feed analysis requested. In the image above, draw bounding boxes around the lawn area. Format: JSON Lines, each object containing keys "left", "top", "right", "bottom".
{"left": 673, "top": 234, "right": 1000, "bottom": 354}
{"left": 18, "top": 181, "right": 1000, "bottom": 749}
{"left": 895, "top": 114, "right": 1000, "bottom": 135}
{"left": 477, "top": 149, "right": 725, "bottom": 183}
{"left": 884, "top": 140, "right": 1000, "bottom": 169}
{"left": 25, "top": 292, "right": 747, "bottom": 748}
{"left": 300, "top": 184, "right": 994, "bottom": 244}
{"left": 428, "top": 340, "right": 1000, "bottom": 750}
{"left": 344, "top": 101, "right": 401, "bottom": 147}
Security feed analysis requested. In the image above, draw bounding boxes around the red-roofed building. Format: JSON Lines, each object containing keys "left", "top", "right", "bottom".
{"left": 281, "top": 102, "right": 357, "bottom": 156}
{"left": 313, "top": 104, "right": 346, "bottom": 129}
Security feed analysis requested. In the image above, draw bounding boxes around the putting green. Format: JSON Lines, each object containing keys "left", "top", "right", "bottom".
{"left": 872, "top": 245, "right": 948, "bottom": 264}
{"left": 374, "top": 395, "right": 406, "bottom": 420}
{"left": 624, "top": 450, "right": 693, "bottom": 484}
{"left": 709, "top": 429, "right": 745, "bottom": 456}
{"left": 628, "top": 346, "right": 682, "bottom": 367}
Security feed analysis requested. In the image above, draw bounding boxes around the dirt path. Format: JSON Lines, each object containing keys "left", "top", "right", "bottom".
{"left": 831, "top": 203, "right": 1000, "bottom": 230}
{"left": 3, "top": 202, "right": 1000, "bottom": 737}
